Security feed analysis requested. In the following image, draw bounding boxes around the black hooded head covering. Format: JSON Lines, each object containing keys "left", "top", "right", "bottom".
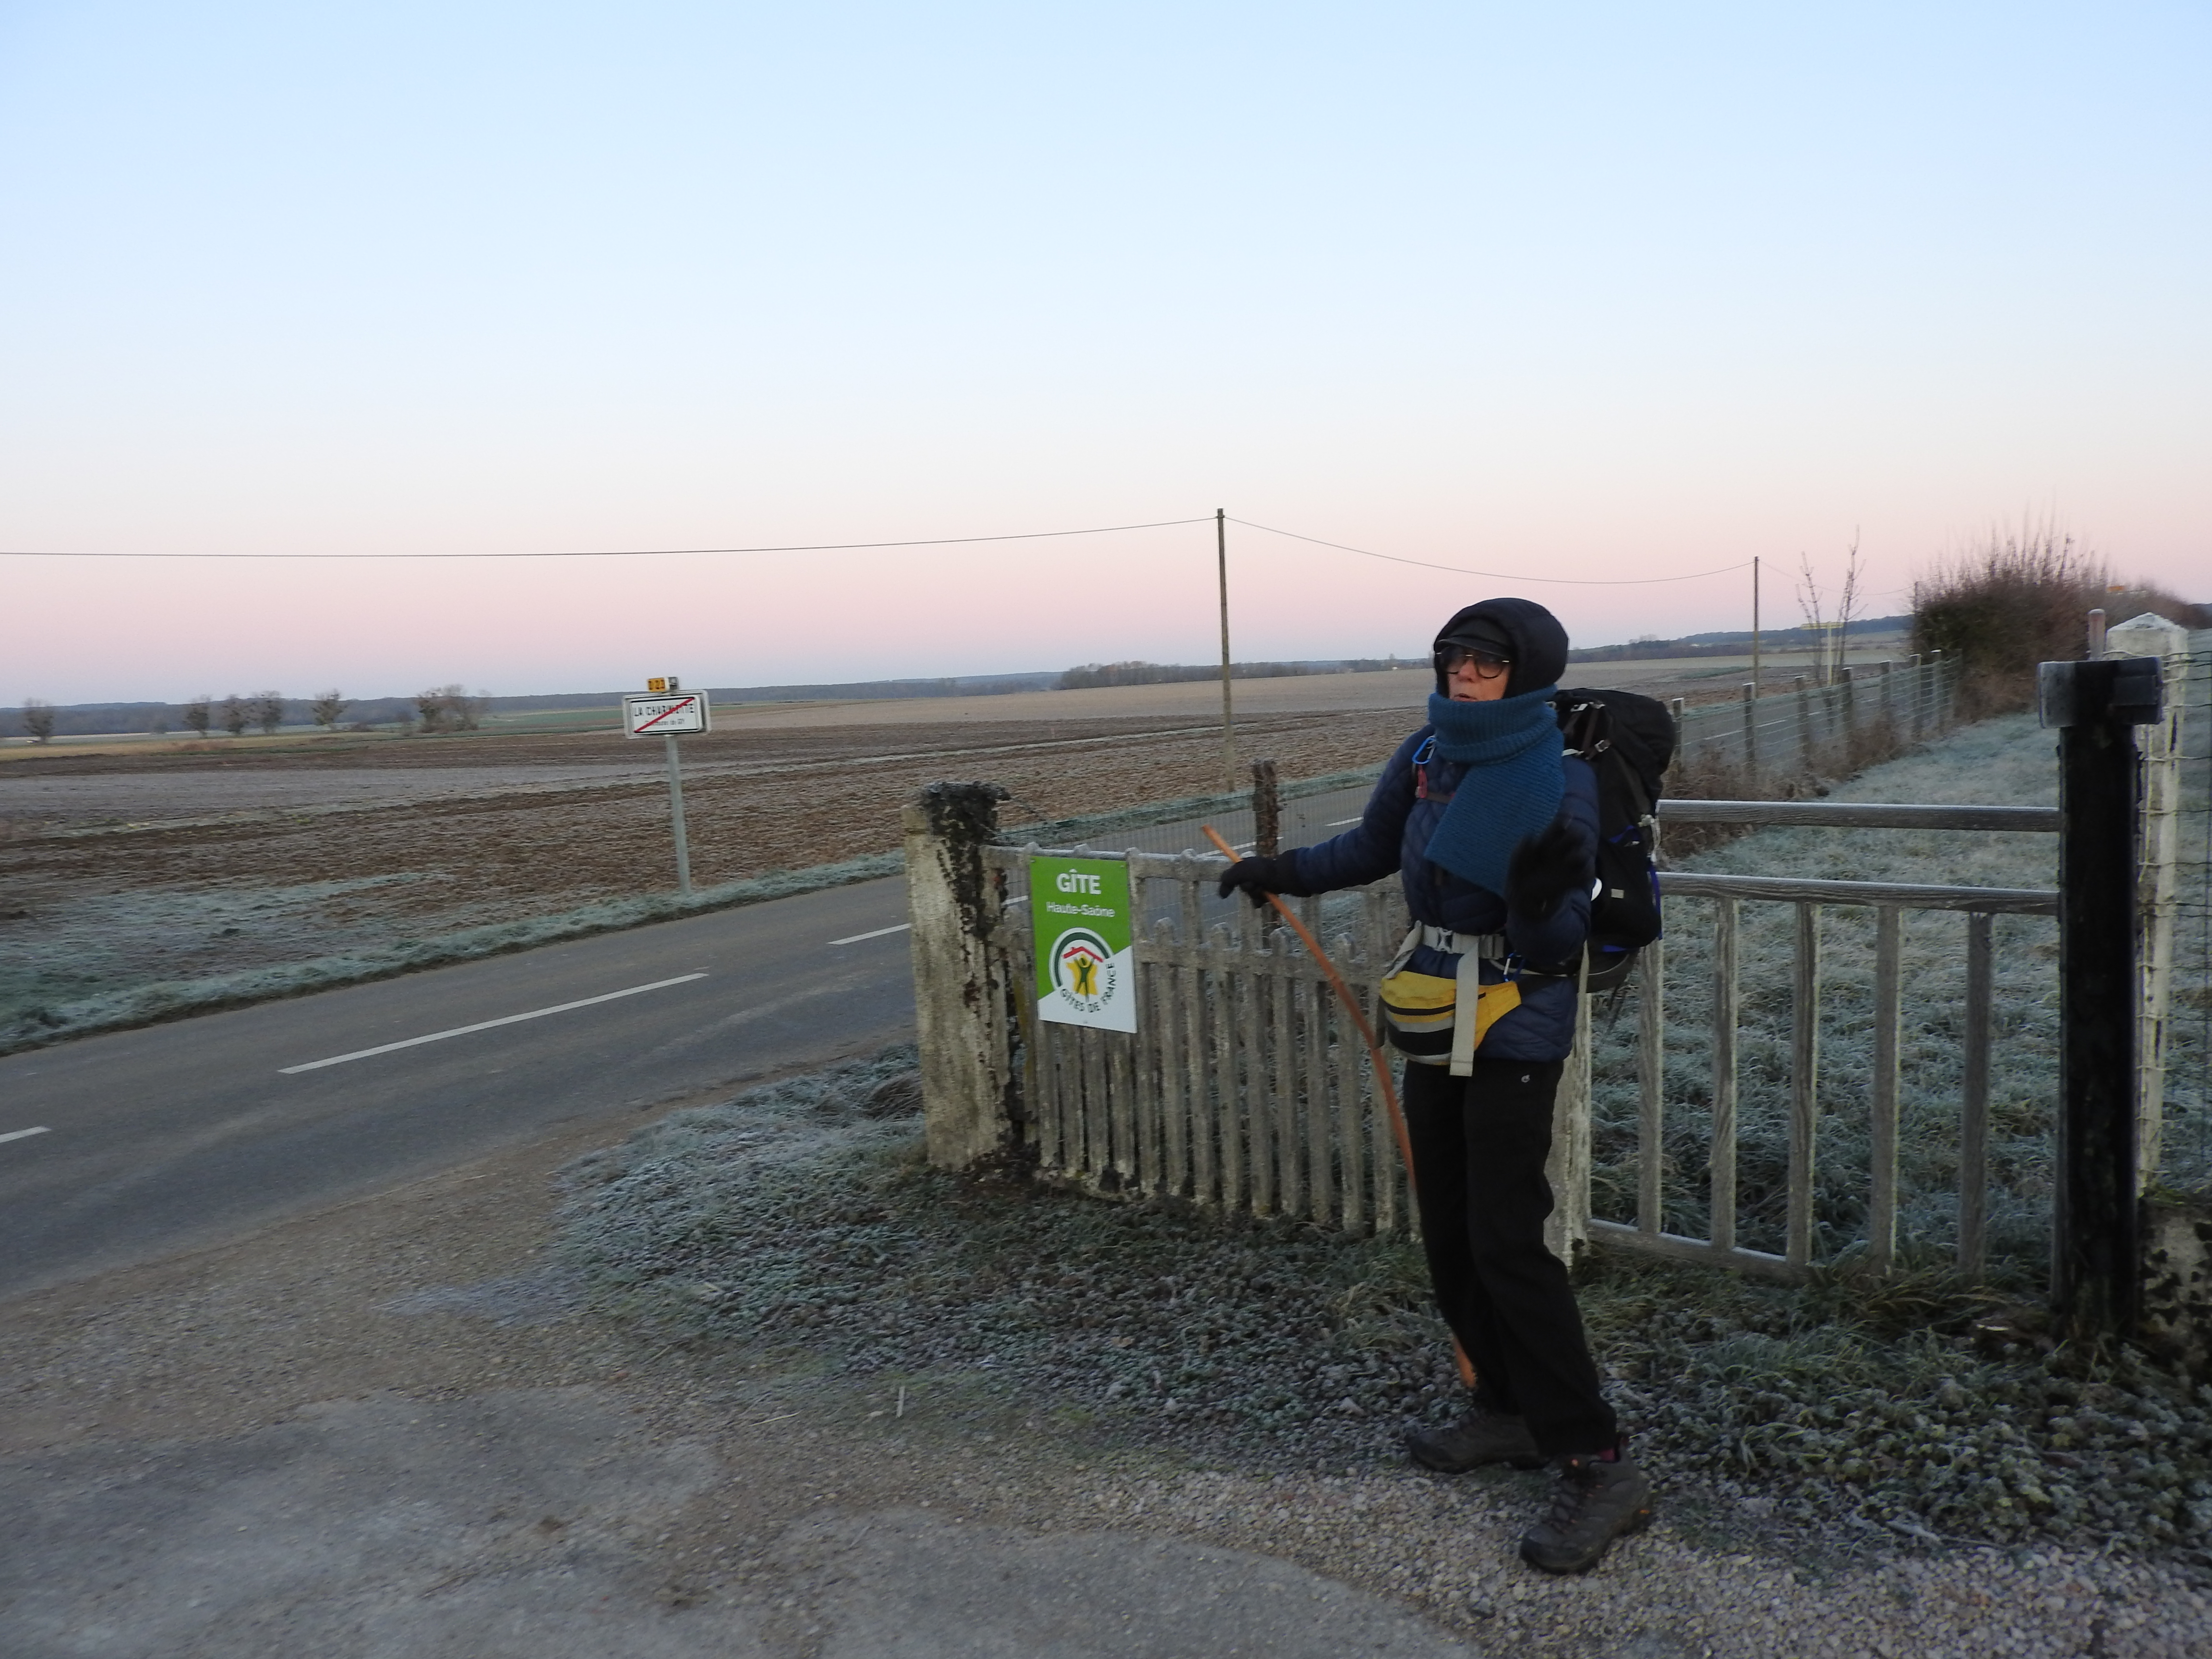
{"left": 1419, "top": 596, "right": 1572, "bottom": 892}
{"left": 1431, "top": 598, "right": 1570, "bottom": 699}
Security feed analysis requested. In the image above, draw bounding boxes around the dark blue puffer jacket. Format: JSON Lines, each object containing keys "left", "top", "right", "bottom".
{"left": 1280, "top": 724, "right": 1598, "bottom": 1062}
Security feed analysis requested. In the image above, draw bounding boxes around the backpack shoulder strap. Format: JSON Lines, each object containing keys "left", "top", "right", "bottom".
{"left": 1605, "top": 746, "right": 1654, "bottom": 821}
{"left": 1553, "top": 694, "right": 1611, "bottom": 762}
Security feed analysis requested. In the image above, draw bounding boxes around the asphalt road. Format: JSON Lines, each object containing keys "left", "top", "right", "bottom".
{"left": 0, "top": 781, "right": 1376, "bottom": 1303}
{"left": 0, "top": 877, "right": 921, "bottom": 1301}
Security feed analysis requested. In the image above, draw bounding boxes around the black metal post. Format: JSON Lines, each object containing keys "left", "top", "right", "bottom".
{"left": 2041, "top": 657, "right": 2164, "bottom": 1339}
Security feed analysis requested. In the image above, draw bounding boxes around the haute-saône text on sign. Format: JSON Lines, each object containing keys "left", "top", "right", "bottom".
{"left": 1030, "top": 856, "right": 1137, "bottom": 1033}
{"left": 623, "top": 690, "right": 711, "bottom": 736}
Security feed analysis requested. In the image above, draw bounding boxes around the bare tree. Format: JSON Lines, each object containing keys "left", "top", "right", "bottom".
{"left": 1832, "top": 536, "right": 1863, "bottom": 683}
{"left": 310, "top": 689, "right": 349, "bottom": 730}
{"left": 21, "top": 697, "right": 55, "bottom": 744}
{"left": 1796, "top": 537, "right": 1864, "bottom": 685}
{"left": 220, "top": 694, "right": 250, "bottom": 737}
{"left": 183, "top": 697, "right": 212, "bottom": 737}
{"left": 450, "top": 685, "right": 490, "bottom": 732}
{"left": 253, "top": 690, "right": 286, "bottom": 736}
{"left": 1794, "top": 553, "right": 1829, "bottom": 683}
{"left": 414, "top": 684, "right": 488, "bottom": 733}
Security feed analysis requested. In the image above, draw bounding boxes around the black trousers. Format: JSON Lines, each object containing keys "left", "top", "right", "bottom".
{"left": 1400, "top": 1057, "right": 1618, "bottom": 1456}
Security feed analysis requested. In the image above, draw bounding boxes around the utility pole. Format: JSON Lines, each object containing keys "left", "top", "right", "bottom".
{"left": 1751, "top": 555, "right": 1761, "bottom": 700}
{"left": 1217, "top": 508, "right": 1236, "bottom": 792}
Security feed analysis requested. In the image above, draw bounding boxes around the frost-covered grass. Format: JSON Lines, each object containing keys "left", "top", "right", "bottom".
{"left": 557, "top": 1046, "right": 2212, "bottom": 1563}
{"left": 1583, "top": 1253, "right": 2212, "bottom": 1560}
{"left": 2167, "top": 642, "right": 2212, "bottom": 1194}
{"left": 555, "top": 1047, "right": 1466, "bottom": 1451}
{"left": 1592, "top": 714, "right": 2066, "bottom": 1282}
{"left": 0, "top": 873, "right": 430, "bottom": 1014}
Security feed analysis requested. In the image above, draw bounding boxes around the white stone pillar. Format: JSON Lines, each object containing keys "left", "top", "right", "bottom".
{"left": 2103, "top": 613, "right": 2191, "bottom": 1190}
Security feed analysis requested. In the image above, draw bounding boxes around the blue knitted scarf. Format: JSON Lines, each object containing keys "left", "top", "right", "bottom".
{"left": 1421, "top": 687, "right": 1564, "bottom": 895}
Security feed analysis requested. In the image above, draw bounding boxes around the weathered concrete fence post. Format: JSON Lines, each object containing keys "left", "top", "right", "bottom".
{"left": 902, "top": 781, "right": 1022, "bottom": 1170}
{"left": 2101, "top": 612, "right": 2192, "bottom": 1186}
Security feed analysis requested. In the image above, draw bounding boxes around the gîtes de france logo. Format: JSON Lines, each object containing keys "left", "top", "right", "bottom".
{"left": 1047, "top": 926, "right": 1120, "bottom": 1014}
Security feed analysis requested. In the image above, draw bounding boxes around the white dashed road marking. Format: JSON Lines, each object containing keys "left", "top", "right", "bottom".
{"left": 277, "top": 974, "right": 710, "bottom": 1074}
{"left": 829, "top": 924, "right": 913, "bottom": 946}
{"left": 0, "top": 1126, "right": 52, "bottom": 1145}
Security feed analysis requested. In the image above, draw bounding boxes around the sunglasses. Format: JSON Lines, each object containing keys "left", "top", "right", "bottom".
{"left": 1436, "top": 644, "right": 1512, "bottom": 679}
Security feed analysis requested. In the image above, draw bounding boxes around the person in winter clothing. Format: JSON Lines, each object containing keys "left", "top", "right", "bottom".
{"left": 1217, "top": 597, "right": 1654, "bottom": 1575}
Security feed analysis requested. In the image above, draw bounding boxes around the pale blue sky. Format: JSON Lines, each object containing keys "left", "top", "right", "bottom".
{"left": 2, "top": 2, "right": 2205, "bottom": 701}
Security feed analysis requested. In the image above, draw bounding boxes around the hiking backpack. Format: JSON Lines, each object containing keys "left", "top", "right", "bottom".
{"left": 1553, "top": 687, "right": 1676, "bottom": 993}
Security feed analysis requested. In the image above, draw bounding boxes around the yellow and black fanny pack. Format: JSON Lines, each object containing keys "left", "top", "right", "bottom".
{"left": 1377, "top": 927, "right": 1520, "bottom": 1075}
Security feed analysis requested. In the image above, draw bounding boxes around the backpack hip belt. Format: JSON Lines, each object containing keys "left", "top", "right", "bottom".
{"left": 1378, "top": 926, "right": 1520, "bottom": 1076}
{"left": 1414, "top": 923, "right": 1506, "bottom": 960}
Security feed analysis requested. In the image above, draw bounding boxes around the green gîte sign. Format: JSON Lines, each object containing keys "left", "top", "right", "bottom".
{"left": 1030, "top": 855, "right": 1138, "bottom": 1034}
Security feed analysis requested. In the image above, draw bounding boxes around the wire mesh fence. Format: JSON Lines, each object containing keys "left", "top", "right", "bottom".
{"left": 1587, "top": 884, "right": 2060, "bottom": 1283}
{"left": 998, "top": 656, "right": 1964, "bottom": 868}
{"left": 1662, "top": 653, "right": 1960, "bottom": 799}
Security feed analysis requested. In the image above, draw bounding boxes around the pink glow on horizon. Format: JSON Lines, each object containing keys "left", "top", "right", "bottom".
{"left": 2, "top": 2, "right": 2205, "bottom": 703}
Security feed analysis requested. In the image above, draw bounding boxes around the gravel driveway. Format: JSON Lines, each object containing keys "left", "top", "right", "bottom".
{"left": 2, "top": 1068, "right": 2202, "bottom": 1658}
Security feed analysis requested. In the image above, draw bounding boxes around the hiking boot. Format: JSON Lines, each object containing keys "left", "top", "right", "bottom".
{"left": 1519, "top": 1449, "right": 1654, "bottom": 1574}
{"left": 1403, "top": 1405, "right": 1545, "bottom": 1473}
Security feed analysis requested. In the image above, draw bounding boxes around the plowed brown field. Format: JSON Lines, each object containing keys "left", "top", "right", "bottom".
{"left": 0, "top": 709, "right": 1413, "bottom": 1019}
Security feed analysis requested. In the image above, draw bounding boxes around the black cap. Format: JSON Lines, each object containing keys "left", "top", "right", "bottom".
{"left": 1432, "top": 598, "right": 1570, "bottom": 698}
{"left": 1435, "top": 615, "right": 1516, "bottom": 661}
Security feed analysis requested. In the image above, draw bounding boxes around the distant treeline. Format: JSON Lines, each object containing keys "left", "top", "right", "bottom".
{"left": 1, "top": 687, "right": 486, "bottom": 741}
{"left": 0, "top": 673, "right": 1067, "bottom": 739}
{"left": 1056, "top": 658, "right": 1418, "bottom": 690}
{"left": 1566, "top": 614, "right": 1915, "bottom": 663}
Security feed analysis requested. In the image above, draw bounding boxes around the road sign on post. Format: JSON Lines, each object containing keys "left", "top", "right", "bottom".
{"left": 623, "top": 692, "right": 709, "bottom": 737}
{"left": 624, "top": 689, "right": 711, "bottom": 896}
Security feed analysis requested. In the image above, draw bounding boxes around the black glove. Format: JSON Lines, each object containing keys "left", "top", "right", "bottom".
{"left": 1217, "top": 854, "right": 1298, "bottom": 907}
{"left": 1505, "top": 818, "right": 1593, "bottom": 920}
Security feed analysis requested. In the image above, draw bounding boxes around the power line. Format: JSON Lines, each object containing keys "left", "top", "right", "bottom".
{"left": 1, "top": 509, "right": 1764, "bottom": 587}
{"left": 1228, "top": 517, "right": 1756, "bottom": 585}
{"left": 0, "top": 516, "right": 1214, "bottom": 560}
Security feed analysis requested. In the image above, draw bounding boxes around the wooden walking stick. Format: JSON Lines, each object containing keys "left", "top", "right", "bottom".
{"left": 1202, "top": 825, "right": 1477, "bottom": 1388}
